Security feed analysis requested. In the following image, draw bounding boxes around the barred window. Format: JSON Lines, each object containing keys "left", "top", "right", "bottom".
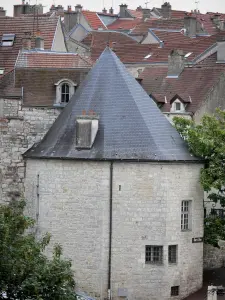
{"left": 181, "top": 200, "right": 191, "bottom": 230}
{"left": 168, "top": 245, "right": 177, "bottom": 264}
{"left": 171, "top": 286, "right": 179, "bottom": 296}
{"left": 145, "top": 246, "right": 163, "bottom": 264}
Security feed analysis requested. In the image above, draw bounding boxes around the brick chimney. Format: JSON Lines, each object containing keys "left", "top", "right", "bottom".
{"left": 35, "top": 32, "right": 44, "bottom": 50}
{"left": 142, "top": 8, "right": 151, "bottom": 20}
{"left": 22, "top": 32, "right": 32, "bottom": 50}
{"left": 167, "top": 49, "right": 185, "bottom": 77}
{"left": 184, "top": 15, "right": 197, "bottom": 37}
{"left": 211, "top": 13, "right": 221, "bottom": 26}
{"left": 119, "top": 4, "right": 128, "bottom": 18}
{"left": 0, "top": 7, "right": 6, "bottom": 16}
{"left": 217, "top": 36, "right": 225, "bottom": 62}
{"left": 161, "top": 2, "right": 171, "bottom": 19}
{"left": 109, "top": 7, "right": 114, "bottom": 14}
{"left": 76, "top": 114, "right": 99, "bottom": 149}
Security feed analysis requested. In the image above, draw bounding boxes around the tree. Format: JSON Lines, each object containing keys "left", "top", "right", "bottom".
{"left": 173, "top": 109, "right": 225, "bottom": 246}
{"left": 0, "top": 199, "right": 77, "bottom": 300}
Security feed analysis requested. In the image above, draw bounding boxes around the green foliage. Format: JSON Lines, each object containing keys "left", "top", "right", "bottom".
{"left": 173, "top": 109, "right": 225, "bottom": 246}
{"left": 0, "top": 200, "right": 76, "bottom": 300}
{"left": 204, "top": 216, "right": 225, "bottom": 247}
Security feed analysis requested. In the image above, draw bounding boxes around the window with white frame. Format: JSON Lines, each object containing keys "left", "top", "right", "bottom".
{"left": 54, "top": 79, "right": 77, "bottom": 106}
{"left": 171, "top": 99, "right": 185, "bottom": 113}
{"left": 181, "top": 200, "right": 192, "bottom": 231}
{"left": 145, "top": 245, "right": 163, "bottom": 264}
{"left": 1, "top": 34, "right": 15, "bottom": 46}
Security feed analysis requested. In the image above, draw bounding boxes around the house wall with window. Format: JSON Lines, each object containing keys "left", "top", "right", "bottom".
{"left": 24, "top": 160, "right": 204, "bottom": 300}
{"left": 14, "top": 68, "right": 90, "bottom": 107}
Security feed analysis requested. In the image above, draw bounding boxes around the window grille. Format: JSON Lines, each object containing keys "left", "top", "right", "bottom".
{"left": 168, "top": 245, "right": 177, "bottom": 264}
{"left": 145, "top": 246, "right": 163, "bottom": 264}
{"left": 175, "top": 102, "right": 181, "bottom": 111}
{"left": 171, "top": 286, "right": 179, "bottom": 296}
{"left": 61, "top": 83, "right": 70, "bottom": 103}
{"left": 181, "top": 200, "right": 190, "bottom": 230}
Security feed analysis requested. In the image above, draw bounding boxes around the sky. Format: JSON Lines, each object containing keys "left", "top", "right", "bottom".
{"left": 3, "top": 0, "right": 225, "bottom": 16}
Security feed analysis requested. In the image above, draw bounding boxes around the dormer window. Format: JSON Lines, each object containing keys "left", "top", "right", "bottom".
{"left": 171, "top": 99, "right": 185, "bottom": 113}
{"left": 54, "top": 79, "right": 77, "bottom": 107}
{"left": 1, "top": 34, "right": 15, "bottom": 46}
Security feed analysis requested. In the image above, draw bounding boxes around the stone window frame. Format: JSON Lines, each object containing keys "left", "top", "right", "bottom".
{"left": 54, "top": 78, "right": 77, "bottom": 107}
{"left": 171, "top": 99, "right": 185, "bottom": 113}
{"left": 181, "top": 200, "right": 192, "bottom": 231}
{"left": 168, "top": 245, "right": 178, "bottom": 264}
{"left": 145, "top": 245, "right": 163, "bottom": 264}
{"left": 171, "top": 286, "right": 179, "bottom": 296}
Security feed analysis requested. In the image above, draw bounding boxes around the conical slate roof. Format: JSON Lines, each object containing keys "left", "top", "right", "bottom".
{"left": 25, "top": 48, "right": 198, "bottom": 162}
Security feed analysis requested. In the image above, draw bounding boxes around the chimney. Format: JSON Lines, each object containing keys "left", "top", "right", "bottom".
{"left": 217, "top": 36, "right": 225, "bottom": 62}
{"left": 35, "top": 33, "right": 44, "bottom": 50}
{"left": 219, "top": 20, "right": 225, "bottom": 31}
{"left": 75, "top": 4, "right": 82, "bottom": 12}
{"left": 119, "top": 4, "right": 128, "bottom": 18}
{"left": 22, "top": 32, "right": 32, "bottom": 50}
{"left": 76, "top": 114, "right": 99, "bottom": 149}
{"left": 212, "top": 13, "right": 221, "bottom": 26}
{"left": 64, "top": 8, "right": 78, "bottom": 33}
{"left": 167, "top": 49, "right": 185, "bottom": 77}
{"left": 184, "top": 15, "right": 197, "bottom": 37}
{"left": 109, "top": 7, "right": 114, "bottom": 14}
{"left": 102, "top": 8, "right": 107, "bottom": 13}
{"left": 161, "top": 2, "right": 171, "bottom": 19}
{"left": 142, "top": 8, "right": 151, "bottom": 20}
{"left": 0, "top": 7, "right": 6, "bottom": 16}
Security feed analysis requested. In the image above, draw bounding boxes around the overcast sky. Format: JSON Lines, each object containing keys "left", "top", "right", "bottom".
{"left": 3, "top": 0, "right": 225, "bottom": 16}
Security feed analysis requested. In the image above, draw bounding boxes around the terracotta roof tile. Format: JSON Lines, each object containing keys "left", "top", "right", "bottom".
{"left": 128, "top": 9, "right": 143, "bottom": 19}
{"left": 82, "top": 10, "right": 107, "bottom": 30}
{"left": 0, "top": 16, "right": 59, "bottom": 75}
{"left": 108, "top": 18, "right": 141, "bottom": 30}
{"left": 139, "top": 66, "right": 225, "bottom": 113}
{"left": 16, "top": 51, "right": 93, "bottom": 68}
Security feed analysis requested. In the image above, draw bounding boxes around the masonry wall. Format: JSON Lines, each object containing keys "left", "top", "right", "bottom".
{"left": 204, "top": 242, "right": 225, "bottom": 269}
{"left": 0, "top": 98, "right": 61, "bottom": 202}
{"left": 194, "top": 74, "right": 225, "bottom": 123}
{"left": 24, "top": 160, "right": 204, "bottom": 300}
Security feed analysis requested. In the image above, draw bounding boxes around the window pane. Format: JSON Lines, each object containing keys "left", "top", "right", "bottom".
{"left": 171, "top": 286, "right": 179, "bottom": 296}
{"left": 61, "top": 83, "right": 70, "bottom": 103}
{"left": 175, "top": 102, "right": 181, "bottom": 111}
{"left": 146, "top": 246, "right": 163, "bottom": 264}
{"left": 169, "top": 245, "right": 177, "bottom": 263}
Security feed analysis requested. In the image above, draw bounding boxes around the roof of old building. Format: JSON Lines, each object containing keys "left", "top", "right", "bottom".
{"left": 139, "top": 61, "right": 225, "bottom": 113}
{"left": 24, "top": 47, "right": 199, "bottom": 162}
{"left": 16, "top": 50, "right": 92, "bottom": 68}
{"left": 0, "top": 16, "right": 59, "bottom": 76}
{"left": 107, "top": 18, "right": 142, "bottom": 30}
{"left": 82, "top": 10, "right": 107, "bottom": 30}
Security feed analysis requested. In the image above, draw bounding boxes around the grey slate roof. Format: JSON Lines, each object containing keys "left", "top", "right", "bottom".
{"left": 24, "top": 47, "right": 199, "bottom": 162}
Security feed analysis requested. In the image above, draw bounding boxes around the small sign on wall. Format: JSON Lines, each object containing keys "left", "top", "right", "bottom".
{"left": 192, "top": 237, "right": 203, "bottom": 243}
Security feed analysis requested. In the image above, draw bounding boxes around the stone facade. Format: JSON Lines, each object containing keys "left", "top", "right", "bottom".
{"left": 0, "top": 98, "right": 61, "bottom": 202}
{"left": 25, "top": 160, "right": 204, "bottom": 300}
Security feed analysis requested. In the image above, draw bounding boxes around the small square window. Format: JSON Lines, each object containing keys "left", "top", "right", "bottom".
{"left": 145, "top": 245, "right": 163, "bottom": 264}
{"left": 171, "top": 286, "right": 179, "bottom": 296}
{"left": 168, "top": 245, "right": 177, "bottom": 264}
{"left": 1, "top": 34, "right": 15, "bottom": 47}
{"left": 175, "top": 102, "right": 181, "bottom": 111}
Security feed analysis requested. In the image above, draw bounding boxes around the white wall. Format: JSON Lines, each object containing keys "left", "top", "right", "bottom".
{"left": 25, "top": 160, "right": 204, "bottom": 300}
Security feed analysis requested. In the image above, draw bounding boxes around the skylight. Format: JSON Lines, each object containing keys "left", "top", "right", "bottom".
{"left": 0, "top": 68, "right": 4, "bottom": 75}
{"left": 1, "top": 34, "right": 16, "bottom": 47}
{"left": 144, "top": 53, "right": 151, "bottom": 59}
{"left": 184, "top": 52, "right": 193, "bottom": 58}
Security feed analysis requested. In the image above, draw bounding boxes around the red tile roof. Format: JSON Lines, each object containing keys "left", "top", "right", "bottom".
{"left": 107, "top": 18, "right": 142, "bottom": 30}
{"left": 128, "top": 9, "right": 143, "bottom": 19}
{"left": 139, "top": 65, "right": 225, "bottom": 113}
{"left": 0, "top": 16, "right": 59, "bottom": 76}
{"left": 82, "top": 10, "right": 107, "bottom": 30}
{"left": 16, "top": 51, "right": 92, "bottom": 68}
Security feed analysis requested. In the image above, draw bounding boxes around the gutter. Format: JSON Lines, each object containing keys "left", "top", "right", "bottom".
{"left": 108, "top": 161, "right": 113, "bottom": 300}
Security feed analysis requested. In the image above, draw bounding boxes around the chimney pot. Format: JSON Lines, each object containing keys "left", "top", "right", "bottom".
{"left": 161, "top": 2, "right": 171, "bottom": 18}
{"left": 109, "top": 7, "right": 114, "bottom": 14}
{"left": 75, "top": 4, "right": 82, "bottom": 12}
{"left": 102, "top": 8, "right": 107, "bottom": 13}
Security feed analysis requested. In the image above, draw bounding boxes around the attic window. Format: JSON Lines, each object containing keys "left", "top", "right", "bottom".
{"left": 184, "top": 52, "right": 193, "bottom": 58}
{"left": 0, "top": 68, "right": 4, "bottom": 75}
{"left": 175, "top": 102, "right": 181, "bottom": 111}
{"left": 54, "top": 79, "right": 77, "bottom": 107}
{"left": 1, "top": 34, "right": 15, "bottom": 46}
{"left": 144, "top": 53, "right": 151, "bottom": 59}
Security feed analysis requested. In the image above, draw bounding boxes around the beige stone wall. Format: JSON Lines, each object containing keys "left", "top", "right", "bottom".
{"left": 25, "top": 160, "right": 204, "bottom": 300}
{"left": 0, "top": 98, "right": 60, "bottom": 202}
{"left": 204, "top": 241, "right": 225, "bottom": 269}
